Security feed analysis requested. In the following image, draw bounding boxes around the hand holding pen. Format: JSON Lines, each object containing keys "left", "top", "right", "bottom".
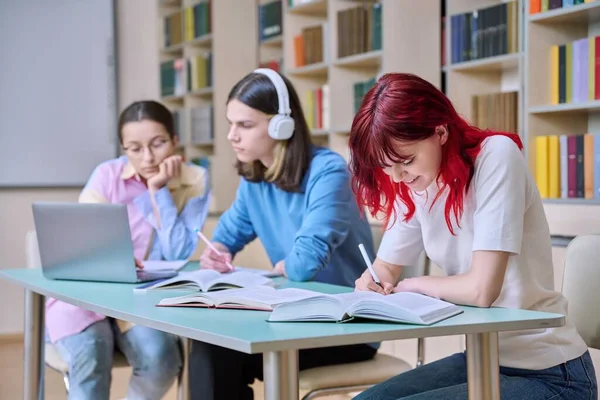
{"left": 196, "top": 229, "right": 235, "bottom": 273}
{"left": 356, "top": 243, "right": 394, "bottom": 295}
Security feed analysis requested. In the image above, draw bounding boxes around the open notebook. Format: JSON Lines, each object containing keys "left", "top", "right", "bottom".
{"left": 267, "top": 290, "right": 463, "bottom": 325}
{"left": 157, "top": 286, "right": 321, "bottom": 311}
{"left": 135, "top": 269, "right": 276, "bottom": 292}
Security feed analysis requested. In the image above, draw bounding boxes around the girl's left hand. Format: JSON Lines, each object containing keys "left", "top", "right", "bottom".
{"left": 134, "top": 258, "right": 144, "bottom": 270}
{"left": 393, "top": 277, "right": 418, "bottom": 293}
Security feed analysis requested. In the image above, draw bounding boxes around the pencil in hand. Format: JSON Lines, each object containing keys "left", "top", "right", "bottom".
{"left": 195, "top": 229, "right": 235, "bottom": 272}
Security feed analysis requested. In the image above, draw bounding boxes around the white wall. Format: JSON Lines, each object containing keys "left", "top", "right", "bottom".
{"left": 0, "top": 0, "right": 159, "bottom": 335}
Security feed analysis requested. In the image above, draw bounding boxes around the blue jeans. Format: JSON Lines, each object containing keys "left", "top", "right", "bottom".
{"left": 354, "top": 351, "right": 597, "bottom": 400}
{"left": 54, "top": 319, "right": 182, "bottom": 400}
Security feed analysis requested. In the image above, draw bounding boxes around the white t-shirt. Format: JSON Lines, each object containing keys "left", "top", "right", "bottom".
{"left": 377, "top": 135, "right": 588, "bottom": 370}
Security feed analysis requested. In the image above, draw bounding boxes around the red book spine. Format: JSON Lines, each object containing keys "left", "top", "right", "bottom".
{"left": 568, "top": 136, "right": 577, "bottom": 198}
{"left": 595, "top": 36, "right": 600, "bottom": 99}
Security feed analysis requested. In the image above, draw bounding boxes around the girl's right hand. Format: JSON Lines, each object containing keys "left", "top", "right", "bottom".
{"left": 354, "top": 269, "right": 394, "bottom": 295}
{"left": 200, "top": 242, "right": 233, "bottom": 273}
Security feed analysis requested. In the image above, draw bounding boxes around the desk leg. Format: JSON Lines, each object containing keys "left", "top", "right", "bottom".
{"left": 263, "top": 350, "right": 299, "bottom": 400}
{"left": 465, "top": 332, "right": 500, "bottom": 400}
{"left": 177, "top": 338, "right": 190, "bottom": 400}
{"left": 23, "top": 289, "right": 44, "bottom": 400}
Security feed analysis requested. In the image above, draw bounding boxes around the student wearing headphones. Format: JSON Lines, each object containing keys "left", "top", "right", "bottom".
{"left": 45, "top": 100, "right": 211, "bottom": 400}
{"left": 188, "top": 69, "right": 378, "bottom": 400}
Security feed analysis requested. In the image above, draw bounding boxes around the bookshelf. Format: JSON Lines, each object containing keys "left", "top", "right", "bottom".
{"left": 282, "top": 0, "right": 440, "bottom": 162}
{"left": 157, "top": 0, "right": 441, "bottom": 215}
{"left": 444, "top": 0, "right": 523, "bottom": 144}
{"left": 280, "top": 0, "right": 440, "bottom": 224}
{"left": 157, "top": 0, "right": 258, "bottom": 213}
{"left": 443, "top": 0, "right": 600, "bottom": 234}
{"left": 526, "top": 0, "right": 600, "bottom": 206}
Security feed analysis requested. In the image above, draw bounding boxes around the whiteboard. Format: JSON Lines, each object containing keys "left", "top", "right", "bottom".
{"left": 0, "top": 0, "right": 118, "bottom": 187}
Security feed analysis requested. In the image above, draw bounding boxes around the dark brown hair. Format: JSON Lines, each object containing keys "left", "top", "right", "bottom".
{"left": 117, "top": 100, "right": 175, "bottom": 143}
{"left": 227, "top": 71, "right": 313, "bottom": 192}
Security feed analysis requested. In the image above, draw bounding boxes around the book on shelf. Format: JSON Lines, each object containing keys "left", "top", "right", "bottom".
{"left": 160, "top": 53, "right": 212, "bottom": 98}
{"left": 470, "top": 91, "right": 518, "bottom": 134}
{"left": 184, "top": 1, "right": 211, "bottom": 41}
{"left": 293, "top": 23, "right": 329, "bottom": 68}
{"left": 304, "top": 84, "right": 329, "bottom": 131}
{"left": 530, "top": 0, "right": 590, "bottom": 15}
{"left": 259, "top": 59, "right": 283, "bottom": 73}
{"left": 135, "top": 269, "right": 278, "bottom": 292}
{"left": 157, "top": 286, "right": 318, "bottom": 310}
{"left": 160, "top": 58, "right": 187, "bottom": 97}
{"left": 450, "top": 1, "right": 519, "bottom": 65}
{"left": 190, "top": 106, "right": 213, "bottom": 145}
{"left": 268, "top": 291, "right": 463, "bottom": 325}
{"left": 550, "top": 36, "right": 598, "bottom": 105}
{"left": 337, "top": 3, "right": 382, "bottom": 59}
{"left": 353, "top": 77, "right": 377, "bottom": 114}
{"left": 172, "top": 109, "right": 186, "bottom": 141}
{"left": 534, "top": 133, "right": 600, "bottom": 200}
{"left": 258, "top": 0, "right": 282, "bottom": 42}
{"left": 163, "top": 11, "right": 183, "bottom": 49}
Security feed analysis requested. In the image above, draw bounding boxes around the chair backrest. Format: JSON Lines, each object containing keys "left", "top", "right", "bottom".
{"left": 562, "top": 233, "right": 600, "bottom": 350}
{"left": 26, "top": 230, "right": 42, "bottom": 269}
{"left": 370, "top": 225, "right": 428, "bottom": 280}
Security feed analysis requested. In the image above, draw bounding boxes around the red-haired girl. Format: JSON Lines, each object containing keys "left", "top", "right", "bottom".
{"left": 350, "top": 73, "right": 596, "bottom": 400}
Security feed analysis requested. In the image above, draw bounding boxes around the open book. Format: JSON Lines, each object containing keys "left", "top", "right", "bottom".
{"left": 267, "top": 291, "right": 463, "bottom": 325}
{"left": 136, "top": 269, "right": 276, "bottom": 292}
{"left": 157, "top": 286, "right": 321, "bottom": 311}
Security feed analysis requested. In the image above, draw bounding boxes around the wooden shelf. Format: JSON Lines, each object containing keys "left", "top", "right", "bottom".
{"left": 334, "top": 50, "right": 382, "bottom": 68}
{"left": 190, "top": 140, "right": 214, "bottom": 147}
{"left": 543, "top": 198, "right": 600, "bottom": 205}
{"left": 160, "top": 43, "right": 184, "bottom": 54}
{"left": 260, "top": 35, "right": 283, "bottom": 47}
{"left": 159, "top": 0, "right": 180, "bottom": 6}
{"left": 529, "top": 101, "right": 600, "bottom": 115}
{"left": 288, "top": 0, "right": 327, "bottom": 16}
{"left": 187, "top": 34, "right": 212, "bottom": 47}
{"left": 161, "top": 94, "right": 185, "bottom": 102}
{"left": 529, "top": 2, "right": 600, "bottom": 24}
{"left": 447, "top": 53, "right": 521, "bottom": 73}
{"left": 188, "top": 87, "right": 213, "bottom": 98}
{"left": 286, "top": 62, "right": 329, "bottom": 77}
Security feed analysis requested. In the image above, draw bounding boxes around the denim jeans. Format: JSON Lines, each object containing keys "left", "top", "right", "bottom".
{"left": 54, "top": 318, "right": 182, "bottom": 400}
{"left": 354, "top": 350, "right": 597, "bottom": 400}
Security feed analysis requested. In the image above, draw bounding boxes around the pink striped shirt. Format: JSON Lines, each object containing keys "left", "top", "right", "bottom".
{"left": 45, "top": 156, "right": 210, "bottom": 343}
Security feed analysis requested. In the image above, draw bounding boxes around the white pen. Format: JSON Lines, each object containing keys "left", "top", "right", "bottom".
{"left": 358, "top": 243, "right": 384, "bottom": 289}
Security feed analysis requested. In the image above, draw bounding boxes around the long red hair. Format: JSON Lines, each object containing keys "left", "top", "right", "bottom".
{"left": 349, "top": 73, "right": 522, "bottom": 234}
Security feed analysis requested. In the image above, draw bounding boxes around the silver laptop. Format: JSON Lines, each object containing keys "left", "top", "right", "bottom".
{"left": 32, "top": 202, "right": 177, "bottom": 283}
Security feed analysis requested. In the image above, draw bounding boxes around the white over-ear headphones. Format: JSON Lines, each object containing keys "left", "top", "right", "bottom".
{"left": 253, "top": 68, "right": 295, "bottom": 140}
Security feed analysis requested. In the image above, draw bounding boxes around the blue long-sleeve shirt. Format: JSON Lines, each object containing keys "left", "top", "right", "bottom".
{"left": 213, "top": 146, "right": 375, "bottom": 287}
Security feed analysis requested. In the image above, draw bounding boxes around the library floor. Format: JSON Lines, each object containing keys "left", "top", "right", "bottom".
{"left": 0, "top": 339, "right": 352, "bottom": 400}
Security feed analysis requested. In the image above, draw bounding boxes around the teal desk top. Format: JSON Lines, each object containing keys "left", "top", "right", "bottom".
{"left": 0, "top": 268, "right": 565, "bottom": 354}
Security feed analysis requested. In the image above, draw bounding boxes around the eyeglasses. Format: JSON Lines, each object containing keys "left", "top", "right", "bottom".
{"left": 122, "top": 138, "right": 172, "bottom": 159}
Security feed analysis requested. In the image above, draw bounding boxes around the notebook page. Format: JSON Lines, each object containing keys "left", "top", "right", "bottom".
{"left": 209, "top": 287, "right": 323, "bottom": 307}
{"left": 209, "top": 271, "right": 274, "bottom": 289}
{"left": 380, "top": 292, "right": 454, "bottom": 317}
{"left": 334, "top": 291, "right": 384, "bottom": 308}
